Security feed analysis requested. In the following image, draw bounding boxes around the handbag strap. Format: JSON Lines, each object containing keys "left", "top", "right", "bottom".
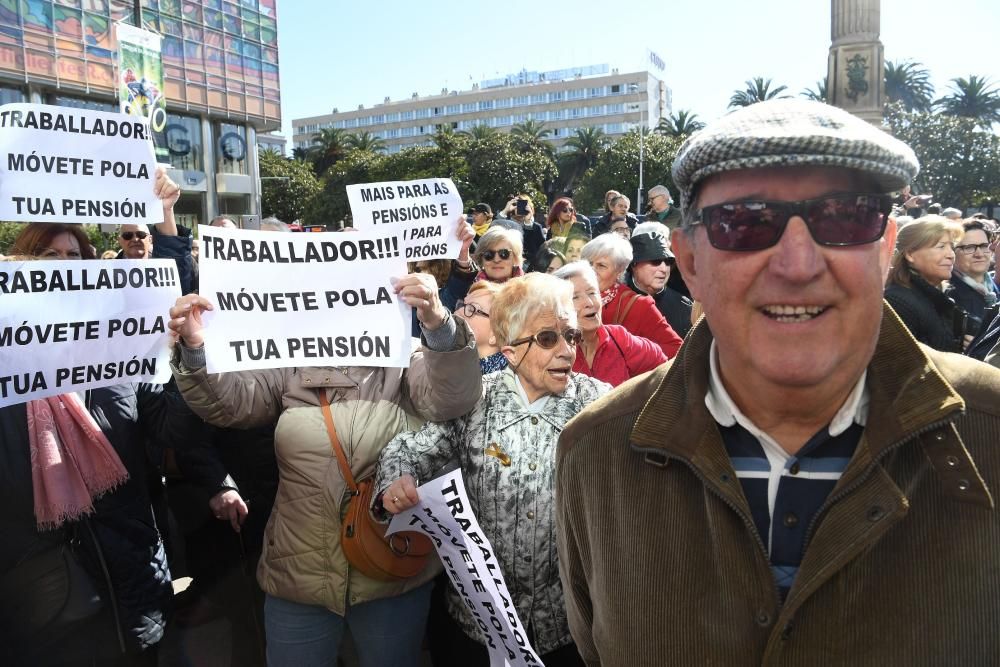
{"left": 613, "top": 290, "right": 641, "bottom": 325}
{"left": 318, "top": 390, "right": 358, "bottom": 495}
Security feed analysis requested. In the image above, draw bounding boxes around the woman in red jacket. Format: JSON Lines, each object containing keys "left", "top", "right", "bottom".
{"left": 580, "top": 234, "right": 683, "bottom": 358}
{"left": 555, "top": 261, "right": 668, "bottom": 386}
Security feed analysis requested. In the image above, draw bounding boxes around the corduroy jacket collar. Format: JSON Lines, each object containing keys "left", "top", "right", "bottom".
{"left": 630, "top": 303, "right": 992, "bottom": 510}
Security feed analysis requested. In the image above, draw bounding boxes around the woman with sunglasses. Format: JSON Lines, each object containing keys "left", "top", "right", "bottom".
{"left": 555, "top": 262, "right": 666, "bottom": 387}
{"left": 454, "top": 281, "right": 508, "bottom": 374}
{"left": 884, "top": 215, "right": 970, "bottom": 352}
{"left": 546, "top": 198, "right": 590, "bottom": 240}
{"left": 376, "top": 273, "right": 610, "bottom": 667}
{"left": 581, "top": 234, "right": 683, "bottom": 359}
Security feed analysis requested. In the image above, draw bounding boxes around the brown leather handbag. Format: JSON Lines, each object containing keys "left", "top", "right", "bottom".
{"left": 318, "top": 391, "right": 433, "bottom": 581}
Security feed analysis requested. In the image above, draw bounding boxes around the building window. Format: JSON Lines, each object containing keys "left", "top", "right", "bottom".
{"left": 217, "top": 123, "right": 248, "bottom": 175}
{"left": 478, "top": 100, "right": 494, "bottom": 111}
{"left": 496, "top": 97, "right": 511, "bottom": 108}
{"left": 402, "top": 110, "right": 414, "bottom": 120}
{"left": 433, "top": 107, "right": 442, "bottom": 116}
{"left": 53, "top": 95, "right": 117, "bottom": 112}
{"left": 415, "top": 108, "right": 431, "bottom": 119}
{"left": 567, "top": 89, "right": 585, "bottom": 100}
{"left": 386, "top": 112, "right": 400, "bottom": 122}
{"left": 550, "top": 91, "right": 563, "bottom": 102}
{"left": 0, "top": 86, "right": 24, "bottom": 104}
{"left": 588, "top": 87, "right": 604, "bottom": 98}
{"left": 446, "top": 104, "right": 460, "bottom": 114}
{"left": 530, "top": 94, "right": 546, "bottom": 105}
{"left": 610, "top": 84, "right": 621, "bottom": 94}
{"left": 165, "top": 114, "right": 203, "bottom": 171}
{"left": 513, "top": 96, "right": 529, "bottom": 107}
{"left": 607, "top": 103, "right": 624, "bottom": 114}
{"left": 461, "top": 103, "right": 476, "bottom": 113}
{"left": 571, "top": 107, "right": 583, "bottom": 118}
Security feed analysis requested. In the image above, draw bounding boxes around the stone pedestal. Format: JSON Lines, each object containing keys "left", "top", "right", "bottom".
{"left": 828, "top": 0, "right": 884, "bottom": 125}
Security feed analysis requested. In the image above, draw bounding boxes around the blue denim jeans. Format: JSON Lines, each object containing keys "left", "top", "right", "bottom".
{"left": 264, "top": 581, "right": 432, "bottom": 667}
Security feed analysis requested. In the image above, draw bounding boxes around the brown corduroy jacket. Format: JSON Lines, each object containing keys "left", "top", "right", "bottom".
{"left": 556, "top": 307, "right": 1000, "bottom": 666}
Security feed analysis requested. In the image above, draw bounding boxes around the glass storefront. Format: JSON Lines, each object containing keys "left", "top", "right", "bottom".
{"left": 217, "top": 121, "right": 248, "bottom": 175}
{"left": 165, "top": 113, "right": 203, "bottom": 171}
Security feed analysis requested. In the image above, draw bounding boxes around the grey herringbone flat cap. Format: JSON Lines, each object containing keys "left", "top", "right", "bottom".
{"left": 671, "top": 99, "right": 920, "bottom": 218}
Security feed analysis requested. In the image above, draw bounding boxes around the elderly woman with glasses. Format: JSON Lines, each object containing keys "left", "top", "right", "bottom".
{"left": 375, "top": 273, "right": 610, "bottom": 667}
{"left": 581, "top": 234, "right": 683, "bottom": 359}
{"left": 440, "top": 227, "right": 524, "bottom": 313}
{"left": 454, "top": 281, "right": 508, "bottom": 374}
{"left": 946, "top": 219, "right": 998, "bottom": 326}
{"left": 555, "top": 262, "right": 666, "bottom": 386}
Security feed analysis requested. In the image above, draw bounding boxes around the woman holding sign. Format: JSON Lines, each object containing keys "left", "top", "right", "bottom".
{"left": 376, "top": 273, "right": 610, "bottom": 667}
{"left": 167, "top": 266, "right": 482, "bottom": 666}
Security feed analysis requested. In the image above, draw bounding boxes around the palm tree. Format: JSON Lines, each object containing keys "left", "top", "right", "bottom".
{"left": 462, "top": 124, "right": 497, "bottom": 141}
{"left": 728, "top": 77, "right": 790, "bottom": 108}
{"left": 884, "top": 61, "right": 934, "bottom": 112}
{"left": 310, "top": 127, "right": 349, "bottom": 175}
{"left": 344, "top": 131, "right": 386, "bottom": 153}
{"left": 655, "top": 110, "right": 706, "bottom": 138}
{"left": 560, "top": 127, "right": 607, "bottom": 190}
{"left": 291, "top": 146, "right": 312, "bottom": 162}
{"left": 511, "top": 119, "right": 550, "bottom": 143}
{"left": 800, "top": 77, "right": 828, "bottom": 103}
{"left": 936, "top": 76, "right": 1000, "bottom": 129}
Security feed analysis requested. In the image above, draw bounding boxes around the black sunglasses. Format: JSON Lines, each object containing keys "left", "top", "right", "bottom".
{"left": 482, "top": 248, "right": 512, "bottom": 262}
{"left": 120, "top": 231, "right": 149, "bottom": 241}
{"left": 454, "top": 301, "right": 490, "bottom": 319}
{"left": 510, "top": 327, "right": 583, "bottom": 350}
{"left": 694, "top": 193, "right": 893, "bottom": 251}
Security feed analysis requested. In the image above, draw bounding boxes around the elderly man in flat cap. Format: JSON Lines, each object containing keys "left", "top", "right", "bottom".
{"left": 556, "top": 99, "right": 1000, "bottom": 665}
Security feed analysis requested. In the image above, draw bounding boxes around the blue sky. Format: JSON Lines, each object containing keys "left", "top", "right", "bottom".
{"left": 275, "top": 0, "right": 999, "bottom": 141}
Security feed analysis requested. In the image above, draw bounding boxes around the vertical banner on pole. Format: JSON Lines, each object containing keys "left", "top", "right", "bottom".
{"left": 116, "top": 23, "right": 168, "bottom": 162}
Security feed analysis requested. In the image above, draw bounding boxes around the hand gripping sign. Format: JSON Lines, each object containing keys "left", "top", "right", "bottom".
{"left": 196, "top": 225, "right": 412, "bottom": 373}
{"left": 388, "top": 470, "right": 544, "bottom": 667}
{"left": 347, "top": 178, "right": 463, "bottom": 261}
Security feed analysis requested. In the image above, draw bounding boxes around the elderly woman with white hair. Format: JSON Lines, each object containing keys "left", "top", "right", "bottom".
{"left": 581, "top": 234, "right": 683, "bottom": 358}
{"left": 555, "top": 261, "right": 667, "bottom": 386}
{"left": 375, "top": 273, "right": 609, "bottom": 667}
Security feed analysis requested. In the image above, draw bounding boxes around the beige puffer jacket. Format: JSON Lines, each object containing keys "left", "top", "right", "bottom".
{"left": 171, "top": 320, "right": 481, "bottom": 614}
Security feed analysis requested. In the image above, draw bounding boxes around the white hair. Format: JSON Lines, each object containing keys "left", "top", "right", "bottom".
{"left": 491, "top": 273, "right": 576, "bottom": 346}
{"left": 553, "top": 261, "right": 599, "bottom": 291}
{"left": 261, "top": 217, "right": 290, "bottom": 232}
{"left": 581, "top": 234, "right": 633, "bottom": 274}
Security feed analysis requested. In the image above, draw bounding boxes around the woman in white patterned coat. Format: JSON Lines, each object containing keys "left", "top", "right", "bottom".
{"left": 376, "top": 272, "right": 610, "bottom": 667}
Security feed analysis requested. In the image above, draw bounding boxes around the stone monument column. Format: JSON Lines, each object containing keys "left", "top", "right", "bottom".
{"left": 828, "top": 0, "right": 884, "bottom": 124}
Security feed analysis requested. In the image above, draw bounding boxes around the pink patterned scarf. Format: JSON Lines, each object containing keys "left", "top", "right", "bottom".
{"left": 28, "top": 394, "right": 129, "bottom": 530}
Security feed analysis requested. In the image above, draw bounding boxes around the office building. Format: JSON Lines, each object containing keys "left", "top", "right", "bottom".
{"left": 293, "top": 63, "right": 672, "bottom": 155}
{"left": 0, "top": 0, "right": 281, "bottom": 227}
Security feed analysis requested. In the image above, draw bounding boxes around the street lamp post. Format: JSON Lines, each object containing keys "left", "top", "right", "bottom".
{"left": 629, "top": 83, "right": 645, "bottom": 217}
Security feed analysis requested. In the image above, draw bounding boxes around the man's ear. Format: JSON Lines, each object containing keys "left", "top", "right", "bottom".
{"left": 671, "top": 227, "right": 702, "bottom": 302}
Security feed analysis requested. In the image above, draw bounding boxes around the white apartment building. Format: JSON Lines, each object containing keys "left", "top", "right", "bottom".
{"left": 292, "top": 63, "right": 672, "bottom": 154}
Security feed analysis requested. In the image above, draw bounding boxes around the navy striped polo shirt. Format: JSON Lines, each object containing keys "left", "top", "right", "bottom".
{"left": 705, "top": 342, "right": 868, "bottom": 600}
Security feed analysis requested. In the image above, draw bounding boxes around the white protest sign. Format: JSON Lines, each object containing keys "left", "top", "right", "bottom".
{"left": 0, "top": 102, "right": 161, "bottom": 225}
{"left": 198, "top": 225, "right": 412, "bottom": 373}
{"left": 388, "top": 470, "right": 543, "bottom": 667}
{"left": 347, "top": 178, "right": 463, "bottom": 261}
{"left": 0, "top": 259, "right": 179, "bottom": 408}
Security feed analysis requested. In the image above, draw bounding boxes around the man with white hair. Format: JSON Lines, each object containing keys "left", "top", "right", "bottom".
{"left": 557, "top": 99, "right": 1000, "bottom": 664}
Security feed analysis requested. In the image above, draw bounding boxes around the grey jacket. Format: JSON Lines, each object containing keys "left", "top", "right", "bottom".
{"left": 375, "top": 368, "right": 610, "bottom": 654}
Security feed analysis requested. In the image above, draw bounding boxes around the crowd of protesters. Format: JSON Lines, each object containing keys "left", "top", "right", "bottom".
{"left": 2, "top": 97, "right": 1000, "bottom": 667}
